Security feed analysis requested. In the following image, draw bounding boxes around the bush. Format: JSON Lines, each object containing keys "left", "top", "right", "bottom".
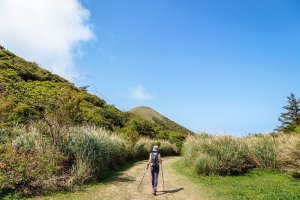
{"left": 182, "top": 135, "right": 253, "bottom": 175}
{"left": 0, "top": 144, "right": 65, "bottom": 197}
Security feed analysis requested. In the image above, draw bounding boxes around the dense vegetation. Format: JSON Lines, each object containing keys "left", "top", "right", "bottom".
{"left": 129, "top": 106, "right": 194, "bottom": 148}
{"left": 182, "top": 134, "right": 300, "bottom": 177}
{"left": 0, "top": 126, "right": 177, "bottom": 197}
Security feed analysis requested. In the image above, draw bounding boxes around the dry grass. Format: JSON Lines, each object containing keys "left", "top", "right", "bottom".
{"left": 183, "top": 133, "right": 300, "bottom": 177}
{"left": 182, "top": 134, "right": 252, "bottom": 175}
{"left": 132, "top": 137, "right": 178, "bottom": 159}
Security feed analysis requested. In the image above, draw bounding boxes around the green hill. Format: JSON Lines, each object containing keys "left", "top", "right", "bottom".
{"left": 129, "top": 106, "right": 194, "bottom": 146}
{"left": 0, "top": 48, "right": 191, "bottom": 145}
{"left": 129, "top": 106, "right": 164, "bottom": 122}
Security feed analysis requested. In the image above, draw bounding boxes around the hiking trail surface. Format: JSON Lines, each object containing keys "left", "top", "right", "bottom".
{"left": 35, "top": 157, "right": 210, "bottom": 200}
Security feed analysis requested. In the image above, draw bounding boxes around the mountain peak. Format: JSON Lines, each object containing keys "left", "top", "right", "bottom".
{"left": 129, "top": 106, "right": 194, "bottom": 136}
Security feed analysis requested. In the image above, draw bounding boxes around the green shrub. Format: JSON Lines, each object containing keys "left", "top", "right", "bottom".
{"left": 0, "top": 144, "right": 65, "bottom": 197}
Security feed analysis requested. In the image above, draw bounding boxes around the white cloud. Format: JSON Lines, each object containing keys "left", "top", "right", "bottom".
{"left": 0, "top": 0, "right": 94, "bottom": 79}
{"left": 129, "top": 84, "right": 154, "bottom": 101}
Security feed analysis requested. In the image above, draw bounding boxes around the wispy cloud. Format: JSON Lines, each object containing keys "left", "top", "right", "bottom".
{"left": 0, "top": 0, "right": 95, "bottom": 79}
{"left": 129, "top": 84, "right": 154, "bottom": 101}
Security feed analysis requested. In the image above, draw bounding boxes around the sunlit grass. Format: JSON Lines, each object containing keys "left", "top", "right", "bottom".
{"left": 173, "top": 160, "right": 300, "bottom": 200}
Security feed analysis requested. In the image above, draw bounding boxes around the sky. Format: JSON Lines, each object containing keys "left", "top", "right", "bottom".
{"left": 1, "top": 0, "right": 300, "bottom": 135}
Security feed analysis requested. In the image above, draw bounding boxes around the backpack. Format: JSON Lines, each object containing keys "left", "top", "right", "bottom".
{"left": 151, "top": 152, "right": 159, "bottom": 168}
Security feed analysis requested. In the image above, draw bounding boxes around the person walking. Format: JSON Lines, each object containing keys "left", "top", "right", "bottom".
{"left": 147, "top": 145, "right": 162, "bottom": 195}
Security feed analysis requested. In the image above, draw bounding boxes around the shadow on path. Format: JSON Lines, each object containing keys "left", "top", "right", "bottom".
{"left": 156, "top": 188, "right": 184, "bottom": 196}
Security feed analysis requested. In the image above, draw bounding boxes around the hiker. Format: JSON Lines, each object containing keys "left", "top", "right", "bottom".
{"left": 147, "top": 145, "right": 162, "bottom": 195}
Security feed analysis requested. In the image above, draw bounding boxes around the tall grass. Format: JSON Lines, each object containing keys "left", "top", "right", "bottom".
{"left": 132, "top": 137, "right": 178, "bottom": 159}
{"left": 246, "top": 134, "right": 277, "bottom": 169}
{"left": 65, "top": 127, "right": 130, "bottom": 185}
{"left": 0, "top": 126, "right": 178, "bottom": 197}
{"left": 182, "top": 134, "right": 252, "bottom": 175}
{"left": 276, "top": 134, "right": 300, "bottom": 177}
{"left": 182, "top": 133, "right": 300, "bottom": 177}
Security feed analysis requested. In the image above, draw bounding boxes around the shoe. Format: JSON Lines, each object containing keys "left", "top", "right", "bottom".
{"left": 152, "top": 189, "right": 156, "bottom": 195}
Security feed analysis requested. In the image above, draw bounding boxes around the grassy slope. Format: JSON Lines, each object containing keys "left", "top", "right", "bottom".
{"left": 129, "top": 106, "right": 194, "bottom": 136}
{"left": 173, "top": 160, "right": 300, "bottom": 200}
{"left": 0, "top": 48, "right": 123, "bottom": 129}
{"left": 129, "top": 106, "right": 164, "bottom": 122}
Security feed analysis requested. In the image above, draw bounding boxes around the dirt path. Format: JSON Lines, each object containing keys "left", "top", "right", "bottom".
{"left": 37, "top": 157, "right": 210, "bottom": 200}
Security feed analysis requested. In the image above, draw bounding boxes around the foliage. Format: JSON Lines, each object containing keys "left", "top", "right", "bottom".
{"left": 129, "top": 106, "right": 194, "bottom": 149}
{"left": 0, "top": 126, "right": 178, "bottom": 197}
{"left": 119, "top": 115, "right": 156, "bottom": 145}
{"left": 0, "top": 128, "right": 23, "bottom": 144}
{"left": 277, "top": 93, "right": 300, "bottom": 132}
{"left": 0, "top": 144, "right": 65, "bottom": 197}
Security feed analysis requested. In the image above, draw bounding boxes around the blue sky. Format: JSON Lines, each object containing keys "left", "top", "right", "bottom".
{"left": 1, "top": 0, "right": 300, "bottom": 135}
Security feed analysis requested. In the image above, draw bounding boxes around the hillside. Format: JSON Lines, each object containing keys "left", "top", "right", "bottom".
{"left": 0, "top": 48, "right": 126, "bottom": 131}
{"left": 129, "top": 106, "right": 194, "bottom": 145}
{"left": 0, "top": 48, "right": 191, "bottom": 144}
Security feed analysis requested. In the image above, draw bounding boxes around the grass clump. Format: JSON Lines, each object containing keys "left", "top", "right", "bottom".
{"left": 246, "top": 134, "right": 277, "bottom": 169}
{"left": 276, "top": 134, "right": 300, "bottom": 177}
{"left": 66, "top": 127, "right": 130, "bottom": 185}
{"left": 182, "top": 134, "right": 252, "bottom": 175}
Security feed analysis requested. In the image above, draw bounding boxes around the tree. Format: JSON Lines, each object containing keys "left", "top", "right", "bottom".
{"left": 277, "top": 93, "right": 300, "bottom": 132}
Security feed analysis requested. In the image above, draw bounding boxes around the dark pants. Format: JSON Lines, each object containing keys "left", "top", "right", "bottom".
{"left": 151, "top": 166, "right": 159, "bottom": 191}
